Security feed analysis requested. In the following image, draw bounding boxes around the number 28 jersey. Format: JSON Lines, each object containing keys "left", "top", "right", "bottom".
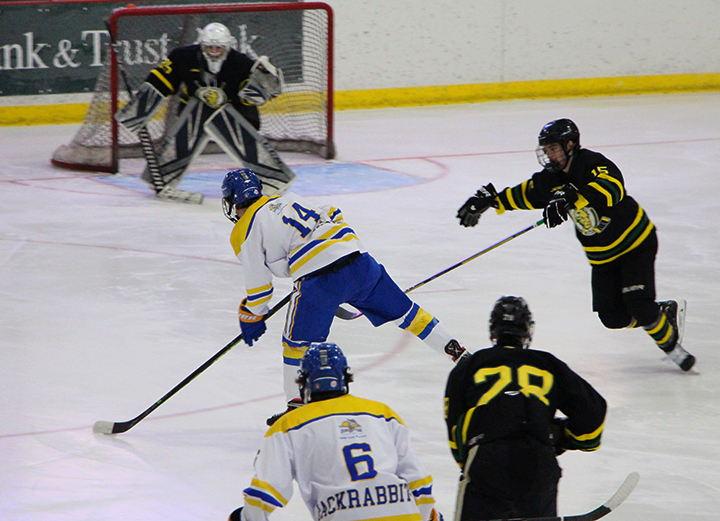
{"left": 241, "top": 394, "right": 438, "bottom": 521}
{"left": 230, "top": 193, "right": 365, "bottom": 315}
{"left": 444, "top": 346, "right": 607, "bottom": 465}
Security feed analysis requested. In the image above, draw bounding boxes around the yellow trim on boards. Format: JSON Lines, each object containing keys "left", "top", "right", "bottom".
{"left": 336, "top": 72, "right": 720, "bottom": 110}
{"left": 2, "top": 72, "right": 720, "bottom": 126}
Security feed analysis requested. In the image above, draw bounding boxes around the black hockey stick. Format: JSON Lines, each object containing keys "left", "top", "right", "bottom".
{"left": 335, "top": 218, "right": 546, "bottom": 320}
{"left": 93, "top": 293, "right": 291, "bottom": 435}
{"left": 490, "top": 472, "right": 639, "bottom": 521}
{"left": 105, "top": 19, "right": 203, "bottom": 204}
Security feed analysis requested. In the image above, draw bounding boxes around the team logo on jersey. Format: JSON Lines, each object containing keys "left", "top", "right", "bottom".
{"left": 195, "top": 86, "right": 228, "bottom": 108}
{"left": 268, "top": 202, "right": 286, "bottom": 214}
{"left": 339, "top": 418, "right": 362, "bottom": 434}
{"left": 571, "top": 207, "right": 611, "bottom": 236}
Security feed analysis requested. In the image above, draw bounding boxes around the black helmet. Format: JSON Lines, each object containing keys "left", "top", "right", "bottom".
{"left": 489, "top": 296, "right": 535, "bottom": 348}
{"left": 538, "top": 118, "right": 580, "bottom": 148}
{"left": 536, "top": 119, "right": 580, "bottom": 172}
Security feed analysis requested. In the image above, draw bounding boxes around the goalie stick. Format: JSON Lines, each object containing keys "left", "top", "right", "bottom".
{"left": 106, "top": 20, "right": 204, "bottom": 205}
{"left": 93, "top": 293, "right": 291, "bottom": 435}
{"left": 335, "top": 218, "right": 546, "bottom": 320}
{"left": 489, "top": 471, "right": 639, "bottom": 521}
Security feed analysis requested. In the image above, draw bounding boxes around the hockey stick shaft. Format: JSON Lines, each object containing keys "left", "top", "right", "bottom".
{"left": 335, "top": 218, "right": 545, "bottom": 320}
{"left": 489, "top": 472, "right": 639, "bottom": 521}
{"left": 93, "top": 293, "right": 291, "bottom": 435}
{"left": 403, "top": 218, "right": 545, "bottom": 294}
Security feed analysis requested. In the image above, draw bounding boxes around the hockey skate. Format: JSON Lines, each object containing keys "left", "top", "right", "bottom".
{"left": 445, "top": 339, "right": 470, "bottom": 363}
{"left": 665, "top": 343, "right": 695, "bottom": 372}
{"left": 658, "top": 300, "right": 695, "bottom": 371}
{"left": 658, "top": 300, "right": 694, "bottom": 372}
{"left": 659, "top": 300, "right": 686, "bottom": 345}
{"left": 266, "top": 399, "right": 303, "bottom": 426}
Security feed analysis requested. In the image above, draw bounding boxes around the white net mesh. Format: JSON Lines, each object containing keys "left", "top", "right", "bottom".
{"left": 52, "top": 4, "right": 333, "bottom": 173}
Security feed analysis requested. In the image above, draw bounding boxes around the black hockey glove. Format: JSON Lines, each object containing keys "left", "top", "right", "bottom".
{"left": 551, "top": 417, "right": 569, "bottom": 456}
{"left": 457, "top": 183, "right": 498, "bottom": 227}
{"left": 543, "top": 184, "right": 578, "bottom": 228}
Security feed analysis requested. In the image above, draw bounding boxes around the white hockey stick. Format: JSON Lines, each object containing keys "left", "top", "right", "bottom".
{"left": 489, "top": 472, "right": 639, "bottom": 521}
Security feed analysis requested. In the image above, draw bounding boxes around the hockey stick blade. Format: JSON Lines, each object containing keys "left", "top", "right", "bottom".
{"left": 157, "top": 185, "right": 204, "bottom": 205}
{"left": 335, "top": 219, "right": 545, "bottom": 321}
{"left": 568, "top": 471, "right": 640, "bottom": 521}
{"left": 92, "top": 420, "right": 116, "bottom": 434}
{"left": 93, "top": 293, "right": 291, "bottom": 435}
{"left": 489, "top": 472, "right": 639, "bottom": 521}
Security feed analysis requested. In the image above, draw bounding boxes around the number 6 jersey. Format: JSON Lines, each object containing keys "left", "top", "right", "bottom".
{"left": 230, "top": 193, "right": 364, "bottom": 315}
{"left": 241, "top": 394, "right": 438, "bottom": 521}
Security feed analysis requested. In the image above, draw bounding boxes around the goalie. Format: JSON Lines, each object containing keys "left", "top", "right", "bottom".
{"left": 115, "top": 22, "right": 295, "bottom": 197}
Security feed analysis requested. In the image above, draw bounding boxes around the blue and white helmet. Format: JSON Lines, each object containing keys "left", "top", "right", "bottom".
{"left": 221, "top": 168, "right": 263, "bottom": 222}
{"left": 299, "top": 342, "right": 351, "bottom": 402}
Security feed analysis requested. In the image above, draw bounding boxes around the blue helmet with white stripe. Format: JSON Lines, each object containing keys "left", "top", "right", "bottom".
{"left": 299, "top": 342, "right": 352, "bottom": 402}
{"left": 221, "top": 168, "right": 262, "bottom": 222}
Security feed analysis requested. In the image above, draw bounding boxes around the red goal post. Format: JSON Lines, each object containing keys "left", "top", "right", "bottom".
{"left": 52, "top": 2, "right": 334, "bottom": 173}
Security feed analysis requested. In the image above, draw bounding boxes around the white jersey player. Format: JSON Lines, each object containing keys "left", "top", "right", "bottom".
{"left": 221, "top": 169, "right": 470, "bottom": 425}
{"left": 229, "top": 342, "right": 442, "bottom": 521}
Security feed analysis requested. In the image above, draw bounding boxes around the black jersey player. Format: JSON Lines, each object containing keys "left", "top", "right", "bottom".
{"left": 456, "top": 118, "right": 694, "bottom": 371}
{"left": 116, "top": 22, "right": 292, "bottom": 196}
{"left": 445, "top": 296, "right": 607, "bottom": 521}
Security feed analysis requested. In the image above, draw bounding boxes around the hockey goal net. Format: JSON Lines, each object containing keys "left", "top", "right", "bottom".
{"left": 52, "top": 2, "right": 334, "bottom": 173}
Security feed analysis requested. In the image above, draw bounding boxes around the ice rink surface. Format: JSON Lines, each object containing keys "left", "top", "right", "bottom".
{"left": 1, "top": 92, "right": 719, "bottom": 520}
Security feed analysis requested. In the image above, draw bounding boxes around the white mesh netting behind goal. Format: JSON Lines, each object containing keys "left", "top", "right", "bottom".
{"left": 52, "top": 2, "right": 334, "bottom": 173}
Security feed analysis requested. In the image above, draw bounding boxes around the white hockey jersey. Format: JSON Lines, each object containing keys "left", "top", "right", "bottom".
{"left": 241, "top": 394, "right": 438, "bottom": 521}
{"left": 230, "top": 193, "right": 364, "bottom": 315}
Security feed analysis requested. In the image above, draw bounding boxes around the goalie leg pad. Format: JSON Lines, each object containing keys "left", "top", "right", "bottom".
{"left": 115, "top": 82, "right": 166, "bottom": 134}
{"left": 204, "top": 105, "right": 296, "bottom": 195}
{"left": 141, "top": 98, "right": 213, "bottom": 188}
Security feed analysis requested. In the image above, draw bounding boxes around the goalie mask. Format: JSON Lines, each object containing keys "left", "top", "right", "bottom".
{"left": 297, "top": 342, "right": 353, "bottom": 403}
{"left": 536, "top": 118, "right": 580, "bottom": 173}
{"left": 198, "top": 23, "right": 236, "bottom": 74}
{"left": 489, "top": 296, "right": 535, "bottom": 349}
{"left": 221, "top": 168, "right": 263, "bottom": 223}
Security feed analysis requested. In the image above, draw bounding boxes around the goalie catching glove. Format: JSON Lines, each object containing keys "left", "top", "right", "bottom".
{"left": 457, "top": 183, "right": 498, "bottom": 227}
{"left": 238, "top": 298, "right": 267, "bottom": 346}
{"left": 239, "top": 56, "right": 283, "bottom": 106}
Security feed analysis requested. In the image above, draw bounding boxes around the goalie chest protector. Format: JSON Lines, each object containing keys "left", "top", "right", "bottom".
{"left": 147, "top": 44, "right": 260, "bottom": 128}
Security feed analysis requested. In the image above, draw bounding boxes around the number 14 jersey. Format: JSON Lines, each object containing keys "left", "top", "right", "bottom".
{"left": 230, "top": 193, "right": 365, "bottom": 315}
